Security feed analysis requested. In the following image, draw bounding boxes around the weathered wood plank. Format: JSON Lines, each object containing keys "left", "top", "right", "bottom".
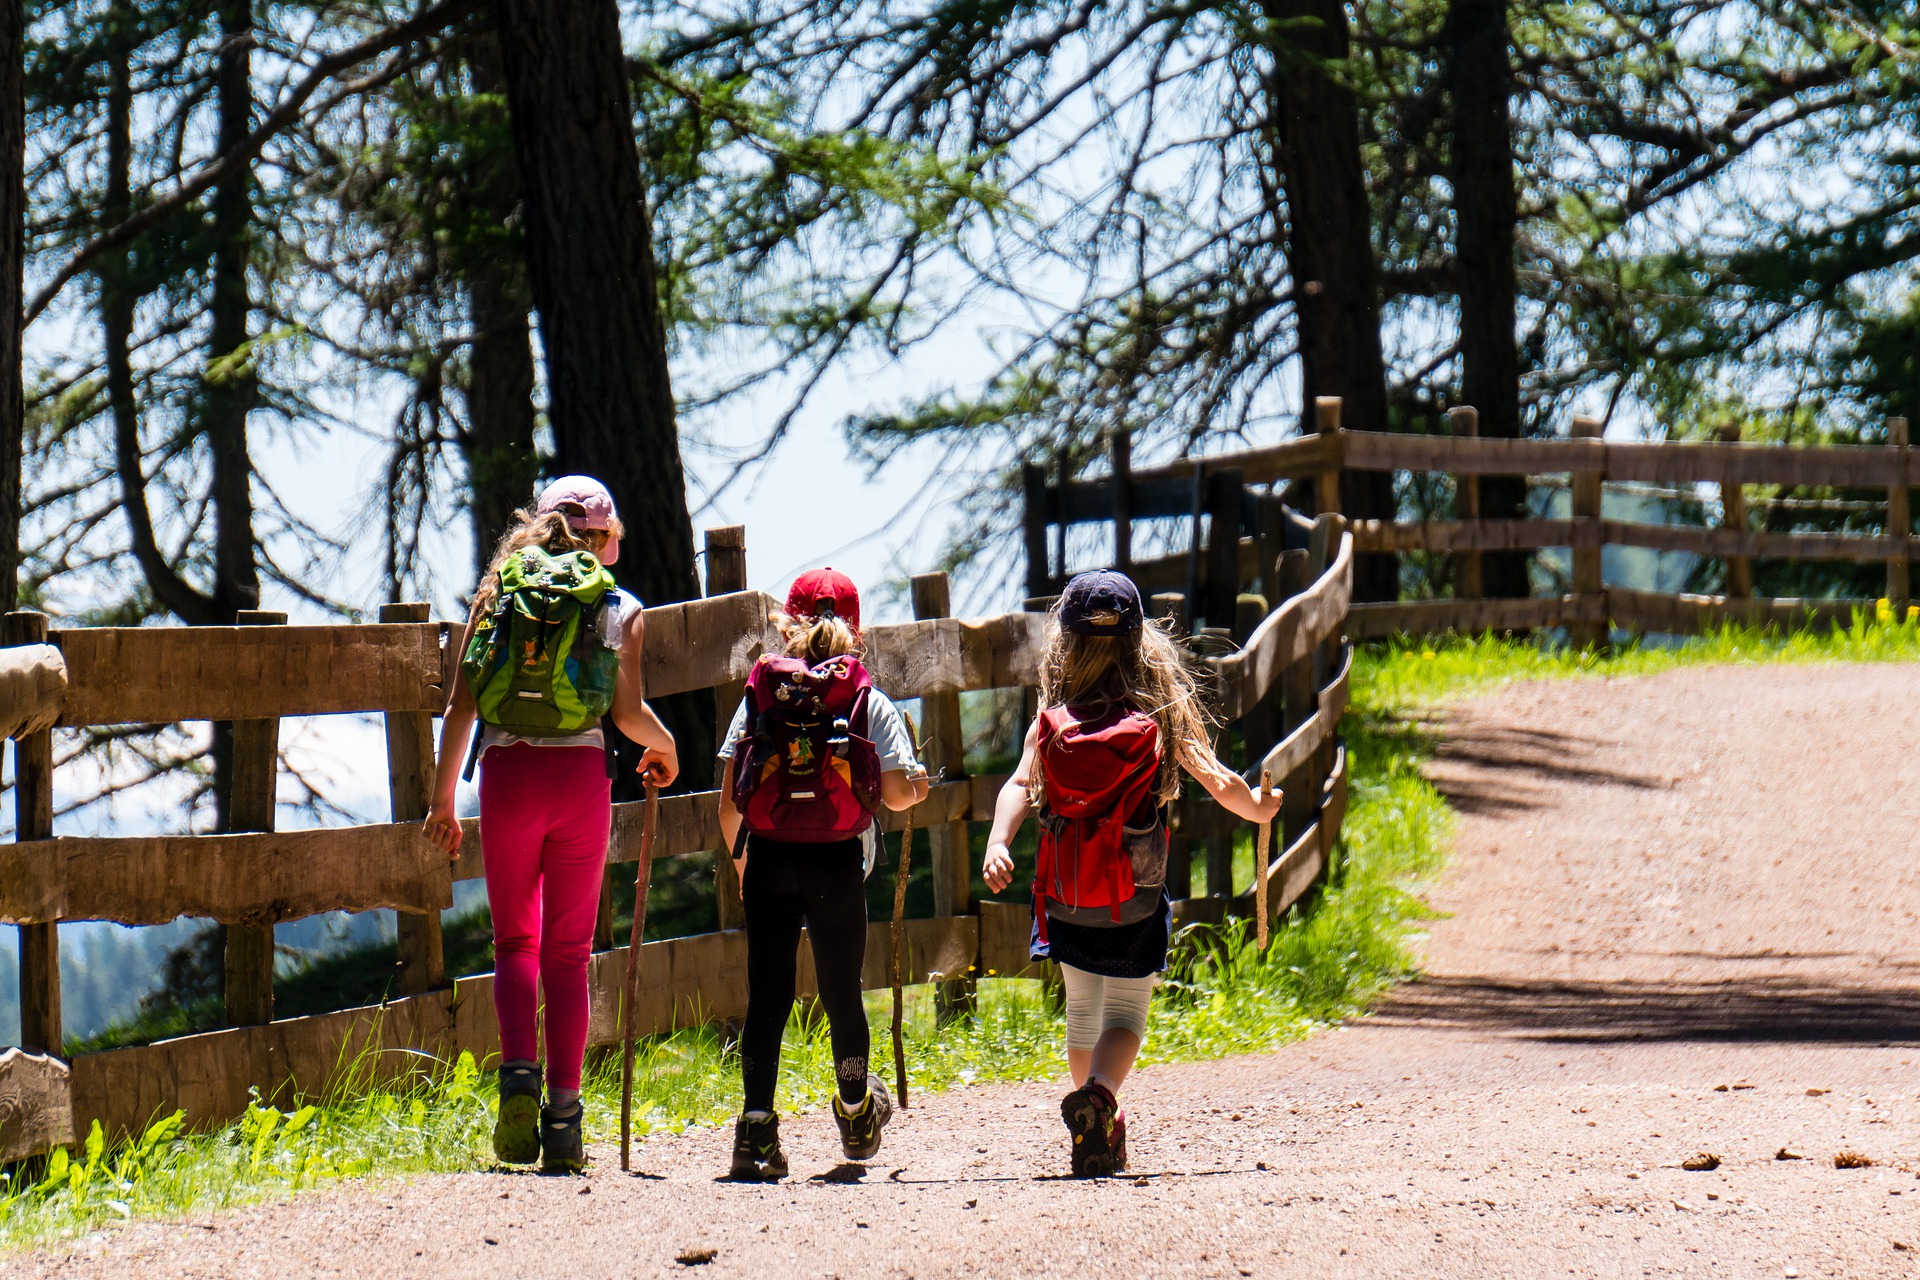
{"left": 1341, "top": 429, "right": 1910, "bottom": 489}
{"left": 638, "top": 590, "right": 781, "bottom": 699}
{"left": 1355, "top": 515, "right": 1907, "bottom": 563}
{"left": 0, "top": 825, "right": 453, "bottom": 926}
{"left": 977, "top": 899, "right": 1039, "bottom": 979}
{"left": 0, "top": 1048, "right": 75, "bottom": 1160}
{"left": 5, "top": 613, "right": 62, "bottom": 1055}
{"left": 1606, "top": 588, "right": 1869, "bottom": 635}
{"left": 53, "top": 623, "right": 448, "bottom": 726}
{"left": 1117, "top": 432, "right": 1339, "bottom": 489}
{"left": 1249, "top": 642, "right": 1352, "bottom": 786}
{"left": 1353, "top": 518, "right": 1586, "bottom": 553}
{"left": 1209, "top": 530, "right": 1352, "bottom": 719}
{"left": 382, "top": 603, "right": 445, "bottom": 995}
{"left": 0, "top": 643, "right": 65, "bottom": 740}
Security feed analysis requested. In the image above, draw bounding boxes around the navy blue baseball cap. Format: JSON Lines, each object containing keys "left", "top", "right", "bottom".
{"left": 1059, "top": 569, "right": 1144, "bottom": 635}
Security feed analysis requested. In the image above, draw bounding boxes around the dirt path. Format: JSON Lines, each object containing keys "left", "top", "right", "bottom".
{"left": 28, "top": 663, "right": 1920, "bottom": 1278}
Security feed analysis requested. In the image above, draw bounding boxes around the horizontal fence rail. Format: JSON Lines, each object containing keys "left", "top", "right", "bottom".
{"left": 0, "top": 524, "right": 1353, "bottom": 1157}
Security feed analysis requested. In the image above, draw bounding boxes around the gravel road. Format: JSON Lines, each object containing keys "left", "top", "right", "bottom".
{"left": 26, "top": 663, "right": 1920, "bottom": 1278}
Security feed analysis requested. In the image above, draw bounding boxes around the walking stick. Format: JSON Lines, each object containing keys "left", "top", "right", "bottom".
{"left": 619, "top": 781, "right": 660, "bottom": 1173}
{"left": 1255, "top": 768, "right": 1273, "bottom": 952}
{"left": 890, "top": 714, "right": 919, "bottom": 1108}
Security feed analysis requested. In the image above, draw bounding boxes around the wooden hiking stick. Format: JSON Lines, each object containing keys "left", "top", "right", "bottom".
{"left": 890, "top": 713, "right": 919, "bottom": 1108}
{"left": 619, "top": 782, "right": 660, "bottom": 1173}
{"left": 1255, "top": 768, "right": 1273, "bottom": 951}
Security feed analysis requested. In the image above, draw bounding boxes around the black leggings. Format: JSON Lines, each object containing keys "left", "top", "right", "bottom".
{"left": 740, "top": 834, "right": 871, "bottom": 1111}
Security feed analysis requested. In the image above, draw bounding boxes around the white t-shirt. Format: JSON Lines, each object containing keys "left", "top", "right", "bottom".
{"left": 717, "top": 684, "right": 925, "bottom": 877}
{"left": 479, "top": 587, "right": 641, "bottom": 757}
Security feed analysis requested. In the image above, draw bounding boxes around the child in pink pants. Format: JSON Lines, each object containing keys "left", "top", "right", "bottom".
{"left": 426, "top": 477, "right": 677, "bottom": 1173}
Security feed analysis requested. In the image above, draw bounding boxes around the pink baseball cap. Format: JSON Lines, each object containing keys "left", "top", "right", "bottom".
{"left": 786, "top": 567, "right": 860, "bottom": 634}
{"left": 536, "top": 475, "right": 621, "bottom": 565}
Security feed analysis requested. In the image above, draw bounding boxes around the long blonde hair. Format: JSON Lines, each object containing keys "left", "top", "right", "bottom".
{"left": 471, "top": 504, "right": 624, "bottom": 617}
{"left": 1031, "top": 611, "right": 1214, "bottom": 806}
{"left": 776, "top": 612, "right": 860, "bottom": 664}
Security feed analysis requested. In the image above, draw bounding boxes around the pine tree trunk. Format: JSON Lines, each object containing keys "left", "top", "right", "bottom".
{"left": 488, "top": 0, "right": 710, "bottom": 787}
{"left": 1449, "top": 0, "right": 1529, "bottom": 598}
{"left": 0, "top": 0, "right": 22, "bottom": 615}
{"left": 207, "top": 0, "right": 258, "bottom": 624}
{"left": 460, "top": 31, "right": 536, "bottom": 575}
{"left": 1262, "top": 0, "right": 1397, "bottom": 601}
{"left": 487, "top": 0, "right": 697, "bottom": 608}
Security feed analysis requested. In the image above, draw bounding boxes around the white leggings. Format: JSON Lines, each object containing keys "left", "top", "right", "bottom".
{"left": 1060, "top": 964, "right": 1157, "bottom": 1051}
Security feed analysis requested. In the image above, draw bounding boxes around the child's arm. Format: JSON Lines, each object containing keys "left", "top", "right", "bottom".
{"left": 1176, "top": 736, "right": 1282, "bottom": 824}
{"left": 609, "top": 603, "right": 679, "bottom": 786}
{"left": 982, "top": 717, "right": 1041, "bottom": 892}
{"left": 879, "top": 766, "right": 931, "bottom": 812}
{"left": 424, "top": 617, "right": 479, "bottom": 858}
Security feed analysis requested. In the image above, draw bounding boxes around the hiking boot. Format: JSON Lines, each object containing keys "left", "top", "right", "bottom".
{"left": 539, "top": 1101, "right": 586, "bottom": 1174}
{"left": 729, "top": 1112, "right": 789, "bottom": 1181}
{"left": 492, "top": 1063, "right": 542, "bottom": 1165}
{"left": 1110, "top": 1109, "right": 1129, "bottom": 1172}
{"left": 1061, "top": 1081, "right": 1120, "bottom": 1177}
{"left": 831, "top": 1076, "right": 893, "bottom": 1161}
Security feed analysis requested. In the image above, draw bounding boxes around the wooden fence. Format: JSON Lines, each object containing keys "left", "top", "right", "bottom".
{"left": 0, "top": 522, "right": 1353, "bottom": 1161}
{"left": 1024, "top": 399, "right": 1912, "bottom": 648}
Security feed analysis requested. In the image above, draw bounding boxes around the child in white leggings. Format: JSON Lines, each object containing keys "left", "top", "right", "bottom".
{"left": 985, "top": 570, "right": 1279, "bottom": 1176}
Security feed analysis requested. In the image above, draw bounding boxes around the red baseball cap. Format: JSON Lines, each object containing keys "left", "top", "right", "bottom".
{"left": 786, "top": 567, "right": 860, "bottom": 633}
{"left": 535, "top": 475, "right": 621, "bottom": 565}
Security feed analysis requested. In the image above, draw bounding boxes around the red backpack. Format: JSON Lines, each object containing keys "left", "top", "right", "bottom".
{"left": 1033, "top": 704, "right": 1168, "bottom": 939}
{"left": 730, "top": 652, "right": 882, "bottom": 842}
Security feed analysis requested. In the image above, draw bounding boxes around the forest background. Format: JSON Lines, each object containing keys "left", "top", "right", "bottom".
{"left": 0, "top": 0, "right": 1915, "bottom": 1040}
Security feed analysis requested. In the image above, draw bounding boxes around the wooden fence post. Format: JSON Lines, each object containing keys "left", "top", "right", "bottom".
{"left": 382, "top": 602, "right": 445, "bottom": 994}
{"left": 1568, "top": 415, "right": 1606, "bottom": 649}
{"left": 1022, "top": 462, "right": 1051, "bottom": 600}
{"left": 1150, "top": 591, "right": 1192, "bottom": 897}
{"left": 1110, "top": 428, "right": 1133, "bottom": 576}
{"left": 224, "top": 609, "right": 285, "bottom": 1027}
{"left": 706, "top": 525, "right": 749, "bottom": 932}
{"left": 3, "top": 611, "right": 59, "bottom": 1054}
{"left": 1888, "top": 417, "right": 1910, "bottom": 613}
{"left": 1716, "top": 422, "right": 1753, "bottom": 600}
{"left": 1447, "top": 406, "right": 1483, "bottom": 602}
{"left": 1204, "top": 468, "right": 1245, "bottom": 630}
{"left": 1313, "top": 397, "right": 1343, "bottom": 517}
{"left": 911, "top": 572, "right": 976, "bottom": 1020}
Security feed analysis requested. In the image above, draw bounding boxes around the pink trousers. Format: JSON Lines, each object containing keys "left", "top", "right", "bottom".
{"left": 477, "top": 743, "right": 611, "bottom": 1091}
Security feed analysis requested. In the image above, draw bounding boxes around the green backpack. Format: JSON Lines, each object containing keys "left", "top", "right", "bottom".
{"left": 461, "top": 546, "right": 621, "bottom": 739}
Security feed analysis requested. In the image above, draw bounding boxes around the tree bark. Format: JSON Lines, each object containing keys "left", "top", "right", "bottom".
{"left": 1448, "top": 0, "right": 1529, "bottom": 598}
{"left": 1262, "top": 0, "right": 1397, "bottom": 601}
{"left": 205, "top": 0, "right": 260, "bottom": 628}
{"left": 0, "top": 0, "right": 22, "bottom": 614}
{"left": 488, "top": 0, "right": 710, "bottom": 788}
{"left": 486, "top": 0, "right": 696, "bottom": 608}
{"left": 459, "top": 31, "right": 537, "bottom": 575}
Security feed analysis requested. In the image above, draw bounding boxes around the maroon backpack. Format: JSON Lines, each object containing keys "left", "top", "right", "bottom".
{"left": 1032, "top": 704, "right": 1167, "bottom": 940}
{"left": 730, "top": 652, "right": 882, "bottom": 842}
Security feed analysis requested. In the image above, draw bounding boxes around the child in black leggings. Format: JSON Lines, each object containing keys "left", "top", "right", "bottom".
{"left": 716, "top": 568, "right": 927, "bottom": 1179}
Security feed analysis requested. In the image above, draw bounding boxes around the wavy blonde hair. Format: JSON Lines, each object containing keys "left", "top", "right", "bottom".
{"left": 1031, "top": 611, "right": 1214, "bottom": 807}
{"left": 470, "top": 504, "right": 625, "bottom": 618}
{"left": 775, "top": 612, "right": 860, "bottom": 663}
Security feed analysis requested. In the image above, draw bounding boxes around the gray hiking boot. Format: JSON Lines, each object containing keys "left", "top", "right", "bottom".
{"left": 831, "top": 1076, "right": 893, "bottom": 1161}
{"left": 493, "top": 1062, "right": 542, "bottom": 1165}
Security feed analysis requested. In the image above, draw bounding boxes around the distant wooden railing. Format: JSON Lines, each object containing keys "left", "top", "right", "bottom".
{"left": 0, "top": 523, "right": 1353, "bottom": 1159}
{"left": 1025, "top": 400, "right": 1912, "bottom": 650}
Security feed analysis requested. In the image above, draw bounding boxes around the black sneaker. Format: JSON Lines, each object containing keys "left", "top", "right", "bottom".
{"left": 1061, "top": 1081, "right": 1119, "bottom": 1177}
{"left": 493, "top": 1063, "right": 542, "bottom": 1165}
{"left": 831, "top": 1076, "right": 893, "bottom": 1161}
{"left": 1110, "top": 1109, "right": 1130, "bottom": 1173}
{"left": 540, "top": 1101, "right": 586, "bottom": 1174}
{"left": 730, "top": 1112, "right": 789, "bottom": 1181}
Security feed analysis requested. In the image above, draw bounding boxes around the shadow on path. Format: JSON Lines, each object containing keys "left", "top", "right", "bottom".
{"left": 1374, "top": 973, "right": 1920, "bottom": 1045}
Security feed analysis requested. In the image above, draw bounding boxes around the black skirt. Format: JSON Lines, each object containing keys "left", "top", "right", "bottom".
{"left": 1029, "top": 890, "right": 1171, "bottom": 980}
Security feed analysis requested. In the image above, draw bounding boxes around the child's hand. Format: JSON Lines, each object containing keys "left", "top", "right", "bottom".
{"left": 639, "top": 744, "right": 678, "bottom": 787}
{"left": 983, "top": 842, "right": 1016, "bottom": 893}
{"left": 423, "top": 800, "right": 463, "bottom": 860}
{"left": 1252, "top": 782, "right": 1283, "bottom": 824}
